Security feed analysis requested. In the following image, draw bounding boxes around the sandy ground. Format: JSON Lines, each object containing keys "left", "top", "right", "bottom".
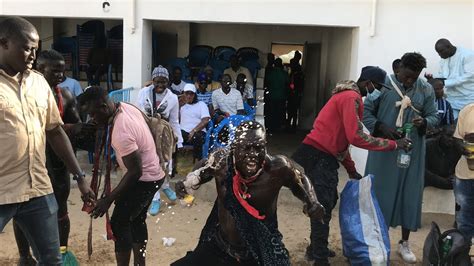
{"left": 0, "top": 134, "right": 470, "bottom": 265}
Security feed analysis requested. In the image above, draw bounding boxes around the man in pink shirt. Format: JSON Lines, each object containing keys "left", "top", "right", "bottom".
{"left": 78, "top": 86, "right": 165, "bottom": 266}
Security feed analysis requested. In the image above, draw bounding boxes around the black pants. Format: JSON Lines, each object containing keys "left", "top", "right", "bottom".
{"left": 171, "top": 233, "right": 258, "bottom": 266}
{"left": 111, "top": 179, "right": 163, "bottom": 252}
{"left": 286, "top": 96, "right": 301, "bottom": 129}
{"left": 268, "top": 99, "right": 286, "bottom": 132}
{"left": 292, "top": 144, "right": 339, "bottom": 264}
{"left": 181, "top": 130, "right": 205, "bottom": 160}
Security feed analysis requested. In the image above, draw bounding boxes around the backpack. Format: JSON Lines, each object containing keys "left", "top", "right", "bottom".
{"left": 126, "top": 103, "right": 177, "bottom": 170}
{"left": 422, "top": 222, "right": 472, "bottom": 266}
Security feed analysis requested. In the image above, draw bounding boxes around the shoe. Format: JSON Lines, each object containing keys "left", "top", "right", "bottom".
{"left": 398, "top": 240, "right": 417, "bottom": 264}
{"left": 305, "top": 248, "right": 336, "bottom": 261}
{"left": 148, "top": 200, "right": 161, "bottom": 216}
{"left": 163, "top": 188, "right": 177, "bottom": 201}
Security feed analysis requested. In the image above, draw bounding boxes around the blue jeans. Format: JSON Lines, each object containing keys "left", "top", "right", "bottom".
{"left": 454, "top": 178, "right": 474, "bottom": 244}
{"left": 0, "top": 194, "right": 62, "bottom": 265}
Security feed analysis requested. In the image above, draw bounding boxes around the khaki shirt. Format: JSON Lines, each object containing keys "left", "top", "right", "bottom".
{"left": 454, "top": 103, "right": 474, "bottom": 180}
{"left": 0, "top": 69, "right": 63, "bottom": 204}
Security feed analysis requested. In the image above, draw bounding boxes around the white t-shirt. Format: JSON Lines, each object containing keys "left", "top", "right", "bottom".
{"left": 212, "top": 88, "right": 244, "bottom": 115}
{"left": 180, "top": 101, "right": 211, "bottom": 133}
{"left": 171, "top": 80, "right": 187, "bottom": 94}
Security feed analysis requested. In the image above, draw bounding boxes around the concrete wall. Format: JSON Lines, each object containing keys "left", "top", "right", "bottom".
{"left": 1, "top": 0, "right": 473, "bottom": 99}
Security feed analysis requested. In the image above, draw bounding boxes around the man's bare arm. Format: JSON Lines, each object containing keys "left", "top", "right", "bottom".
{"left": 275, "top": 155, "right": 324, "bottom": 220}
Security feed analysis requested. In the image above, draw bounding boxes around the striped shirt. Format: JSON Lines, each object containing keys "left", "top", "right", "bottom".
{"left": 436, "top": 98, "right": 454, "bottom": 126}
{"left": 196, "top": 91, "right": 213, "bottom": 106}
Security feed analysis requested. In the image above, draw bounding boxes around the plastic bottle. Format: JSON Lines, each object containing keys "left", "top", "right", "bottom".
{"left": 441, "top": 235, "right": 453, "bottom": 262}
{"left": 397, "top": 123, "right": 413, "bottom": 168}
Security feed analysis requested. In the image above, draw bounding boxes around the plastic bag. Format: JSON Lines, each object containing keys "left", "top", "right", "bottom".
{"left": 60, "top": 247, "right": 79, "bottom": 266}
{"left": 339, "top": 175, "right": 390, "bottom": 266}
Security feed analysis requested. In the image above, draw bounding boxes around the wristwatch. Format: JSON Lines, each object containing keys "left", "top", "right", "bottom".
{"left": 72, "top": 171, "right": 86, "bottom": 181}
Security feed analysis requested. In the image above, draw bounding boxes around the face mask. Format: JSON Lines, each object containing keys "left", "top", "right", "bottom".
{"left": 366, "top": 87, "right": 381, "bottom": 101}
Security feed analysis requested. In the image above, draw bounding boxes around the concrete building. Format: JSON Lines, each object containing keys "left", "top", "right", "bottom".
{"left": 1, "top": 0, "right": 473, "bottom": 129}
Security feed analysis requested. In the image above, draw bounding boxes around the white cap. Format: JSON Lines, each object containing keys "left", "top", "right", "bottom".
{"left": 183, "top": 83, "right": 196, "bottom": 93}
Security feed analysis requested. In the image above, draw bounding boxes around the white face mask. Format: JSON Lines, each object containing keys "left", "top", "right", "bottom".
{"left": 366, "top": 81, "right": 382, "bottom": 101}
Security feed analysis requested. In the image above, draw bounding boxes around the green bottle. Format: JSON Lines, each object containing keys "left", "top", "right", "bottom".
{"left": 441, "top": 235, "right": 453, "bottom": 262}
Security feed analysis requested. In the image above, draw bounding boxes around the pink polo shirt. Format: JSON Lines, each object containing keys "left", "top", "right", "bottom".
{"left": 112, "top": 103, "right": 165, "bottom": 182}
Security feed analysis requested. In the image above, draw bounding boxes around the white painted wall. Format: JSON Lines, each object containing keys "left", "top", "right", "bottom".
{"left": 1, "top": 0, "right": 473, "bottom": 95}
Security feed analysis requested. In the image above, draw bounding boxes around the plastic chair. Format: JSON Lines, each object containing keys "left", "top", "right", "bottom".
{"left": 213, "top": 46, "right": 236, "bottom": 62}
{"left": 107, "top": 24, "right": 123, "bottom": 82}
{"left": 242, "top": 60, "right": 261, "bottom": 85}
{"left": 109, "top": 87, "right": 132, "bottom": 103}
{"left": 166, "top": 58, "right": 191, "bottom": 80}
{"left": 77, "top": 20, "right": 106, "bottom": 79}
{"left": 209, "top": 58, "right": 230, "bottom": 81}
{"left": 187, "top": 45, "right": 213, "bottom": 68}
{"left": 237, "top": 47, "right": 259, "bottom": 62}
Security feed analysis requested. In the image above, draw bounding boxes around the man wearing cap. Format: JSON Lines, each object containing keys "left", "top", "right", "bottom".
{"left": 136, "top": 65, "right": 183, "bottom": 215}
{"left": 195, "top": 72, "right": 214, "bottom": 109}
{"left": 292, "top": 75, "right": 412, "bottom": 264}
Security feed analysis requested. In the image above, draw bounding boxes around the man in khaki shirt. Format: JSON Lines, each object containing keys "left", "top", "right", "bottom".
{"left": 0, "top": 17, "right": 94, "bottom": 265}
{"left": 453, "top": 102, "right": 474, "bottom": 246}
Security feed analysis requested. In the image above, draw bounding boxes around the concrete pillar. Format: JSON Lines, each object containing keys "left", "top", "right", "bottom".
{"left": 40, "top": 18, "right": 54, "bottom": 49}
{"left": 122, "top": 18, "right": 152, "bottom": 103}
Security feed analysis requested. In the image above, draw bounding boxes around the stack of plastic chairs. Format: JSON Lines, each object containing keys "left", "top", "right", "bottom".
{"left": 107, "top": 24, "right": 123, "bottom": 84}
{"left": 52, "top": 37, "right": 78, "bottom": 79}
{"left": 166, "top": 57, "right": 191, "bottom": 80}
{"left": 76, "top": 20, "right": 106, "bottom": 80}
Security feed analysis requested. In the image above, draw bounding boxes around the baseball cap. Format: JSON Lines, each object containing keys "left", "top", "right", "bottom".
{"left": 183, "top": 83, "right": 196, "bottom": 93}
{"left": 358, "top": 66, "right": 391, "bottom": 89}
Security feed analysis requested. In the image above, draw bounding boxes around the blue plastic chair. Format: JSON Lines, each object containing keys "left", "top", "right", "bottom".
{"left": 209, "top": 58, "right": 230, "bottom": 81}
{"left": 109, "top": 87, "right": 132, "bottom": 103}
{"left": 242, "top": 60, "right": 261, "bottom": 86}
{"left": 237, "top": 47, "right": 259, "bottom": 62}
{"left": 188, "top": 45, "right": 213, "bottom": 68}
{"left": 213, "top": 46, "right": 236, "bottom": 62}
{"left": 166, "top": 58, "right": 191, "bottom": 80}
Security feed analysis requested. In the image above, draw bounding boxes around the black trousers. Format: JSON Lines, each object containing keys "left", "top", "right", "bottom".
{"left": 292, "top": 144, "right": 340, "bottom": 264}
{"left": 181, "top": 130, "right": 206, "bottom": 160}
{"left": 111, "top": 179, "right": 163, "bottom": 252}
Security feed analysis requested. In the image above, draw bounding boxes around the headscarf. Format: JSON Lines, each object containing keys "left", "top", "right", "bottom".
{"left": 331, "top": 80, "right": 360, "bottom": 95}
{"left": 151, "top": 65, "right": 169, "bottom": 80}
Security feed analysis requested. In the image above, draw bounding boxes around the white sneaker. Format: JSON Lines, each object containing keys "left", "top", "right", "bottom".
{"left": 398, "top": 240, "right": 417, "bottom": 264}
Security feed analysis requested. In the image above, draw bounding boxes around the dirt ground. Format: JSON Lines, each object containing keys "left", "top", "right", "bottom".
{"left": 0, "top": 138, "right": 470, "bottom": 265}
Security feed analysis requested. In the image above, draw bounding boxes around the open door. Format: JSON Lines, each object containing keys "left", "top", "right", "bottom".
{"left": 299, "top": 42, "right": 321, "bottom": 130}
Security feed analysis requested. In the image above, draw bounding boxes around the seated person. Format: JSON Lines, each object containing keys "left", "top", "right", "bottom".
{"left": 425, "top": 125, "right": 463, "bottom": 189}
{"left": 170, "top": 66, "right": 187, "bottom": 95}
{"left": 195, "top": 73, "right": 213, "bottom": 111}
{"left": 224, "top": 55, "right": 253, "bottom": 87}
{"left": 180, "top": 84, "right": 210, "bottom": 160}
{"left": 211, "top": 74, "right": 245, "bottom": 122}
{"left": 428, "top": 78, "right": 455, "bottom": 134}
{"left": 201, "top": 65, "right": 221, "bottom": 91}
{"left": 233, "top": 73, "right": 254, "bottom": 107}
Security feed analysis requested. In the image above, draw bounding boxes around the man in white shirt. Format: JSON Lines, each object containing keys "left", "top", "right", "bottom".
{"left": 426, "top": 39, "right": 474, "bottom": 119}
{"left": 212, "top": 74, "right": 245, "bottom": 120}
{"left": 170, "top": 66, "right": 187, "bottom": 95}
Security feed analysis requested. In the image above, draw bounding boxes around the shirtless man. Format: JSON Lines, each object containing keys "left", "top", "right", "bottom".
{"left": 173, "top": 121, "right": 324, "bottom": 266}
{"left": 13, "top": 49, "right": 82, "bottom": 264}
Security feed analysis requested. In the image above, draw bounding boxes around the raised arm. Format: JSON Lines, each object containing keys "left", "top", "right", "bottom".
{"left": 273, "top": 155, "right": 324, "bottom": 220}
